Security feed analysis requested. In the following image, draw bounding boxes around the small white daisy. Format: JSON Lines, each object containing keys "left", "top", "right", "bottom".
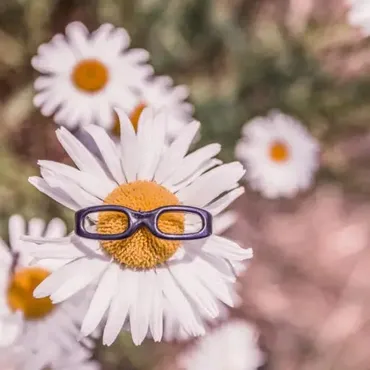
{"left": 25, "top": 108, "right": 252, "bottom": 346}
{"left": 179, "top": 319, "right": 265, "bottom": 370}
{"left": 347, "top": 0, "right": 370, "bottom": 35}
{"left": 112, "top": 75, "right": 194, "bottom": 142}
{"left": 0, "top": 215, "right": 90, "bottom": 370}
{"left": 235, "top": 111, "right": 320, "bottom": 199}
{"left": 32, "top": 21, "right": 153, "bottom": 130}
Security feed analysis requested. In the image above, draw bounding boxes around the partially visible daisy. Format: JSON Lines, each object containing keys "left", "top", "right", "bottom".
{"left": 32, "top": 21, "right": 153, "bottom": 130}
{"left": 347, "top": 0, "right": 370, "bottom": 35}
{"left": 178, "top": 319, "right": 265, "bottom": 370}
{"left": 0, "top": 215, "right": 90, "bottom": 370}
{"left": 112, "top": 75, "right": 194, "bottom": 142}
{"left": 26, "top": 108, "right": 252, "bottom": 346}
{"left": 235, "top": 111, "right": 320, "bottom": 199}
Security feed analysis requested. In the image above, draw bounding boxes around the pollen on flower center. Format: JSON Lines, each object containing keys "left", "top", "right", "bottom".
{"left": 269, "top": 140, "right": 290, "bottom": 163}
{"left": 112, "top": 102, "right": 147, "bottom": 136}
{"left": 72, "top": 59, "right": 109, "bottom": 93}
{"left": 7, "top": 267, "right": 55, "bottom": 320}
{"left": 97, "top": 181, "right": 185, "bottom": 269}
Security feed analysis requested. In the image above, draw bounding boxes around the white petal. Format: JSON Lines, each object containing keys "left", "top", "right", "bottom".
{"left": 201, "top": 236, "right": 253, "bottom": 261}
{"left": 28, "top": 218, "right": 46, "bottom": 237}
{"left": 184, "top": 243, "right": 236, "bottom": 282}
{"left": 130, "top": 269, "right": 156, "bottom": 345}
{"left": 162, "top": 302, "right": 177, "bottom": 341}
{"left": 169, "top": 159, "right": 221, "bottom": 193}
{"left": 155, "top": 121, "right": 200, "bottom": 184}
{"left": 81, "top": 125, "right": 126, "bottom": 184}
{"left": 167, "top": 143, "right": 221, "bottom": 186}
{"left": 38, "top": 160, "right": 115, "bottom": 199}
{"left": 56, "top": 127, "right": 107, "bottom": 178}
{"left": 137, "top": 109, "right": 166, "bottom": 181}
{"left": 34, "top": 258, "right": 101, "bottom": 298}
{"left": 21, "top": 234, "right": 71, "bottom": 244}
{"left": 65, "top": 21, "right": 90, "bottom": 55}
{"left": 28, "top": 242, "right": 84, "bottom": 260}
{"left": 50, "top": 258, "right": 108, "bottom": 303}
{"left": 191, "top": 257, "right": 235, "bottom": 307}
{"left": 103, "top": 269, "right": 138, "bottom": 346}
{"left": 90, "top": 23, "right": 114, "bottom": 46}
{"left": 28, "top": 177, "right": 79, "bottom": 211}
{"left": 212, "top": 211, "right": 237, "bottom": 235}
{"left": 177, "top": 162, "right": 245, "bottom": 207}
{"left": 205, "top": 187, "right": 244, "bottom": 216}
{"left": 149, "top": 273, "right": 163, "bottom": 342}
{"left": 40, "top": 168, "right": 102, "bottom": 208}
{"left": 8, "top": 214, "right": 26, "bottom": 252}
{"left": 81, "top": 263, "right": 119, "bottom": 336}
{"left": 116, "top": 108, "right": 139, "bottom": 182}
{"left": 44, "top": 218, "right": 67, "bottom": 238}
{"left": 0, "top": 239, "right": 12, "bottom": 266}
{"left": 0, "top": 312, "right": 23, "bottom": 347}
{"left": 168, "top": 263, "right": 220, "bottom": 319}
{"left": 157, "top": 268, "right": 205, "bottom": 337}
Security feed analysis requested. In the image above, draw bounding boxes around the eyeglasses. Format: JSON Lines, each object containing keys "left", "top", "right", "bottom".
{"left": 75, "top": 205, "right": 213, "bottom": 241}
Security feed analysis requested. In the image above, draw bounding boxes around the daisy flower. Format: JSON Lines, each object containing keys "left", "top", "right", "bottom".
{"left": 32, "top": 21, "right": 153, "bottom": 130}
{"left": 179, "top": 319, "right": 265, "bottom": 370}
{"left": 112, "top": 75, "right": 194, "bottom": 142}
{"left": 347, "top": 0, "right": 370, "bottom": 35}
{"left": 235, "top": 111, "right": 320, "bottom": 199}
{"left": 0, "top": 215, "right": 90, "bottom": 370}
{"left": 26, "top": 108, "right": 252, "bottom": 346}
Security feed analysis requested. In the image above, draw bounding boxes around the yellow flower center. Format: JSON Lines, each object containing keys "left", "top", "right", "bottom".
{"left": 112, "top": 102, "right": 147, "bottom": 136}
{"left": 97, "top": 181, "right": 185, "bottom": 269}
{"left": 269, "top": 141, "right": 290, "bottom": 163}
{"left": 71, "top": 59, "right": 109, "bottom": 93}
{"left": 7, "top": 267, "right": 55, "bottom": 320}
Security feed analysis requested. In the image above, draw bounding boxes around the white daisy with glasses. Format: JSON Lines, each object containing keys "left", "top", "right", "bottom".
{"left": 179, "top": 319, "right": 264, "bottom": 370}
{"left": 347, "top": 0, "right": 370, "bottom": 35}
{"left": 25, "top": 108, "right": 252, "bottom": 346}
{"left": 32, "top": 21, "right": 153, "bottom": 130}
{"left": 0, "top": 215, "right": 91, "bottom": 370}
{"left": 112, "top": 75, "right": 194, "bottom": 142}
{"left": 235, "top": 111, "right": 320, "bottom": 199}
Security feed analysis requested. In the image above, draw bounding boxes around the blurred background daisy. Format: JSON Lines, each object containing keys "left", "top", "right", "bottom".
{"left": 0, "top": 215, "right": 97, "bottom": 370}
{"left": 177, "top": 319, "right": 265, "bottom": 370}
{"left": 235, "top": 111, "right": 320, "bottom": 198}
{"left": 1, "top": 0, "right": 370, "bottom": 369}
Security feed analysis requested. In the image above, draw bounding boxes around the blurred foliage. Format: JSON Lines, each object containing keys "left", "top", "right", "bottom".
{"left": 1, "top": 0, "right": 370, "bottom": 368}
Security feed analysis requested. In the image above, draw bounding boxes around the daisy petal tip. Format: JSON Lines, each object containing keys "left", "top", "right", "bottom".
{"left": 66, "top": 21, "right": 88, "bottom": 35}
{"left": 102, "top": 333, "right": 116, "bottom": 347}
{"left": 113, "top": 106, "right": 126, "bottom": 117}
{"left": 77, "top": 332, "right": 87, "bottom": 343}
{"left": 191, "top": 120, "right": 201, "bottom": 130}
{"left": 19, "top": 235, "right": 30, "bottom": 242}
{"left": 33, "top": 288, "right": 49, "bottom": 299}
{"left": 28, "top": 176, "right": 39, "bottom": 185}
{"left": 30, "top": 56, "right": 37, "bottom": 68}
{"left": 132, "top": 336, "right": 145, "bottom": 346}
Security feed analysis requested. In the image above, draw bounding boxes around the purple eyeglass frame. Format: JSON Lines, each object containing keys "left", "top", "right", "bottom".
{"left": 75, "top": 205, "right": 213, "bottom": 241}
